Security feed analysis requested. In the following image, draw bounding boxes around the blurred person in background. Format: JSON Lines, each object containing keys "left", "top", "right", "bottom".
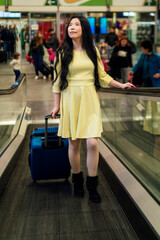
{"left": 109, "top": 36, "right": 132, "bottom": 83}
{"left": 105, "top": 26, "right": 118, "bottom": 59}
{"left": 99, "top": 42, "right": 110, "bottom": 72}
{"left": 47, "top": 28, "right": 59, "bottom": 52}
{"left": 8, "top": 27, "right": 16, "bottom": 58}
{"left": 1, "top": 26, "right": 10, "bottom": 53}
{"left": 95, "top": 23, "right": 100, "bottom": 43}
{"left": 10, "top": 52, "right": 21, "bottom": 81}
{"left": 130, "top": 39, "right": 160, "bottom": 87}
{"left": 21, "top": 28, "right": 26, "bottom": 51}
{"left": 47, "top": 28, "right": 59, "bottom": 80}
{"left": 28, "top": 30, "right": 48, "bottom": 80}
{"left": 121, "top": 32, "right": 136, "bottom": 54}
{"left": 105, "top": 26, "right": 118, "bottom": 48}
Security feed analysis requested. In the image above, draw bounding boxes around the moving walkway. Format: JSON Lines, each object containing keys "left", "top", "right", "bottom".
{"left": 0, "top": 75, "right": 159, "bottom": 240}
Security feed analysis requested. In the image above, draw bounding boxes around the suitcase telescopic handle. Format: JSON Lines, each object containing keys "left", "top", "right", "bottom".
{"left": 45, "top": 114, "right": 60, "bottom": 119}
{"left": 44, "top": 114, "right": 61, "bottom": 148}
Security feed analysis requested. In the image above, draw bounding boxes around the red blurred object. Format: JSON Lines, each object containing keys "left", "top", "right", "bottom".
{"left": 25, "top": 55, "right": 34, "bottom": 64}
{"left": 102, "top": 59, "right": 110, "bottom": 72}
{"left": 47, "top": 49, "right": 55, "bottom": 62}
{"left": 38, "top": 22, "right": 52, "bottom": 41}
{"left": 128, "top": 74, "right": 139, "bottom": 87}
{"left": 128, "top": 74, "right": 132, "bottom": 83}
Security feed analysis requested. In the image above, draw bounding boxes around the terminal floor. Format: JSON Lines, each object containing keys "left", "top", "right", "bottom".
{"left": 0, "top": 124, "right": 138, "bottom": 240}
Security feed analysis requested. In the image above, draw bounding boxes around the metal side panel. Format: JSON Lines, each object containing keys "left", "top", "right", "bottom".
{"left": 0, "top": 107, "right": 31, "bottom": 196}
{"left": 98, "top": 139, "right": 160, "bottom": 239}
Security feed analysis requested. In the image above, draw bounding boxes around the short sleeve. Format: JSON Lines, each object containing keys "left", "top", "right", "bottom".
{"left": 52, "top": 56, "right": 61, "bottom": 93}
{"left": 95, "top": 47, "right": 113, "bottom": 87}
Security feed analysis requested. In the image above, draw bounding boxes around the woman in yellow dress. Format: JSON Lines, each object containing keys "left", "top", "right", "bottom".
{"left": 51, "top": 16, "right": 133, "bottom": 202}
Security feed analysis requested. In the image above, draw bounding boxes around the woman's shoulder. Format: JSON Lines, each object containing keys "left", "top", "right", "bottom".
{"left": 94, "top": 46, "right": 99, "bottom": 53}
{"left": 94, "top": 46, "right": 101, "bottom": 59}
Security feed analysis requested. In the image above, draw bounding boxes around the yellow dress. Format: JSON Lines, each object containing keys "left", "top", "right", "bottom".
{"left": 52, "top": 47, "right": 113, "bottom": 140}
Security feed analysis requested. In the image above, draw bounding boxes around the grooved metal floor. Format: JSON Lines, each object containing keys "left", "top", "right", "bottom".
{"left": 0, "top": 124, "right": 139, "bottom": 240}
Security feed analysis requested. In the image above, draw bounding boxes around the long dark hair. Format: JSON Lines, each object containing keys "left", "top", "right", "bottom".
{"left": 53, "top": 15, "right": 100, "bottom": 91}
{"left": 35, "top": 30, "right": 43, "bottom": 46}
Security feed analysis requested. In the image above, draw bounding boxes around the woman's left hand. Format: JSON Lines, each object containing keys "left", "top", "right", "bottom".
{"left": 121, "top": 82, "right": 135, "bottom": 89}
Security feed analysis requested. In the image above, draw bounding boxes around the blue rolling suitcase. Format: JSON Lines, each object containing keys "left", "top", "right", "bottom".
{"left": 29, "top": 115, "right": 71, "bottom": 181}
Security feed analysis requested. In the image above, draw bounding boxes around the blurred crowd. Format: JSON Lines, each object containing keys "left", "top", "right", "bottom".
{"left": 0, "top": 24, "right": 29, "bottom": 59}
{"left": 1, "top": 20, "right": 160, "bottom": 88}
{"left": 96, "top": 25, "right": 160, "bottom": 87}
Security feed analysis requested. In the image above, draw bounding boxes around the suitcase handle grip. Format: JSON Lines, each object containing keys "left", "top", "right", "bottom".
{"left": 45, "top": 114, "right": 52, "bottom": 119}
{"left": 45, "top": 114, "right": 60, "bottom": 119}
{"left": 44, "top": 114, "right": 61, "bottom": 148}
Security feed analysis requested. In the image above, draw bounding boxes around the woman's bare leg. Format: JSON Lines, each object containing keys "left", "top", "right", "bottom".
{"left": 86, "top": 138, "right": 101, "bottom": 202}
{"left": 69, "top": 139, "right": 84, "bottom": 197}
{"left": 86, "top": 138, "right": 99, "bottom": 176}
{"left": 68, "top": 138, "right": 81, "bottom": 173}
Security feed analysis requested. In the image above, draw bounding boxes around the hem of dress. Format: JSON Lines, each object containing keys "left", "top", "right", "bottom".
{"left": 57, "top": 133, "right": 102, "bottom": 140}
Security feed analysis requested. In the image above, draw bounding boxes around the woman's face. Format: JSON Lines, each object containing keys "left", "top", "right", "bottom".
{"left": 121, "top": 39, "right": 128, "bottom": 47}
{"left": 68, "top": 18, "right": 82, "bottom": 40}
{"left": 38, "top": 32, "right": 43, "bottom": 38}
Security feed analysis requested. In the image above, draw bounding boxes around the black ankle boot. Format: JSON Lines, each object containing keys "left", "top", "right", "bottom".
{"left": 86, "top": 176, "right": 101, "bottom": 203}
{"left": 72, "top": 172, "right": 84, "bottom": 197}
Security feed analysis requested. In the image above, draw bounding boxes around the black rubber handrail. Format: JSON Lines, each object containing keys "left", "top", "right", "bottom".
{"left": 0, "top": 73, "right": 26, "bottom": 95}
{"left": 100, "top": 87, "right": 160, "bottom": 96}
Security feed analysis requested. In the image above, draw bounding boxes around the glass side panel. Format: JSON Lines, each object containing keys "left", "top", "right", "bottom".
{"left": 0, "top": 76, "right": 26, "bottom": 156}
{"left": 100, "top": 92, "right": 160, "bottom": 204}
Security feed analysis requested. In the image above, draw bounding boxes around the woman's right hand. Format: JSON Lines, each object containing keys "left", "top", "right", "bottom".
{"left": 51, "top": 107, "right": 60, "bottom": 119}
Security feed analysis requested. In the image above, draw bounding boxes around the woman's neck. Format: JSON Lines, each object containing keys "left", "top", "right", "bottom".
{"left": 72, "top": 38, "right": 83, "bottom": 51}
